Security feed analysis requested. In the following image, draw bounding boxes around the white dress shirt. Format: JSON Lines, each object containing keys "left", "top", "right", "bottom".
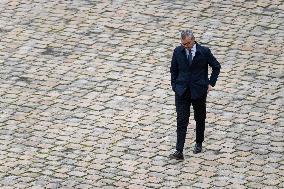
{"left": 185, "top": 44, "right": 196, "bottom": 60}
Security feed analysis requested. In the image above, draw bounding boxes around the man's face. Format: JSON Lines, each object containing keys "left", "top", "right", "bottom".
{"left": 181, "top": 36, "right": 195, "bottom": 49}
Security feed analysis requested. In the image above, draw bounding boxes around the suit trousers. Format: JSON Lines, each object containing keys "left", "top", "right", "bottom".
{"left": 175, "top": 89, "right": 206, "bottom": 152}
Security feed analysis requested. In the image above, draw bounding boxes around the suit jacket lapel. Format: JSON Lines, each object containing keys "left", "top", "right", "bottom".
{"left": 191, "top": 44, "right": 203, "bottom": 65}
{"left": 180, "top": 47, "right": 189, "bottom": 66}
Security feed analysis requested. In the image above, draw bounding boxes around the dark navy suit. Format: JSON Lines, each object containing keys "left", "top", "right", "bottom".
{"left": 170, "top": 42, "right": 221, "bottom": 152}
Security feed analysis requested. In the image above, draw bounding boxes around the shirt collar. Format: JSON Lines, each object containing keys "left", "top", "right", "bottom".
{"left": 192, "top": 44, "right": 196, "bottom": 52}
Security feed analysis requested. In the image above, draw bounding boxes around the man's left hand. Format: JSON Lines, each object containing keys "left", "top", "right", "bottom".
{"left": 207, "top": 84, "right": 212, "bottom": 94}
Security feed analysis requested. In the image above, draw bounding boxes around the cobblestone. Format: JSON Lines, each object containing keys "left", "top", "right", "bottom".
{"left": 0, "top": 0, "right": 283, "bottom": 188}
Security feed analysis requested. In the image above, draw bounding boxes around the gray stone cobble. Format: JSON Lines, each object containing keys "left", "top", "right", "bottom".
{"left": 0, "top": 0, "right": 283, "bottom": 188}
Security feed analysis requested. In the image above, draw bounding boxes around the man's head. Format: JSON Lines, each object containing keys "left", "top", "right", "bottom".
{"left": 180, "top": 30, "right": 195, "bottom": 49}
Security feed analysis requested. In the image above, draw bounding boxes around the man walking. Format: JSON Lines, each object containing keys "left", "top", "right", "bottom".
{"left": 170, "top": 30, "right": 221, "bottom": 160}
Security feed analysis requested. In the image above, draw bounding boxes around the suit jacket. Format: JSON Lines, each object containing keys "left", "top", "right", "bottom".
{"left": 170, "top": 42, "right": 221, "bottom": 99}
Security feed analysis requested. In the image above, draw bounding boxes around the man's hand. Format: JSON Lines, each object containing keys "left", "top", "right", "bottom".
{"left": 207, "top": 84, "right": 212, "bottom": 94}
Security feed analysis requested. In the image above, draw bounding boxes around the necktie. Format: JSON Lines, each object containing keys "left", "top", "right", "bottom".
{"left": 187, "top": 50, "right": 192, "bottom": 66}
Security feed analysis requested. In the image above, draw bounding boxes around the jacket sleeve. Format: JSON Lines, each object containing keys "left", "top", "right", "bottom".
{"left": 170, "top": 49, "right": 178, "bottom": 91}
{"left": 207, "top": 48, "right": 221, "bottom": 87}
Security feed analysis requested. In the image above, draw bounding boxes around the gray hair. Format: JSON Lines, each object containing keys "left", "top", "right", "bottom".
{"left": 181, "top": 30, "right": 194, "bottom": 40}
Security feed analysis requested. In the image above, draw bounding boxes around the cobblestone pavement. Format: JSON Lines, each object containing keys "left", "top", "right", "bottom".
{"left": 0, "top": 0, "right": 283, "bottom": 188}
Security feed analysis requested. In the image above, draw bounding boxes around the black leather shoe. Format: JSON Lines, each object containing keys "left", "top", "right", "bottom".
{"left": 169, "top": 151, "right": 184, "bottom": 160}
{"left": 193, "top": 143, "right": 202, "bottom": 154}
